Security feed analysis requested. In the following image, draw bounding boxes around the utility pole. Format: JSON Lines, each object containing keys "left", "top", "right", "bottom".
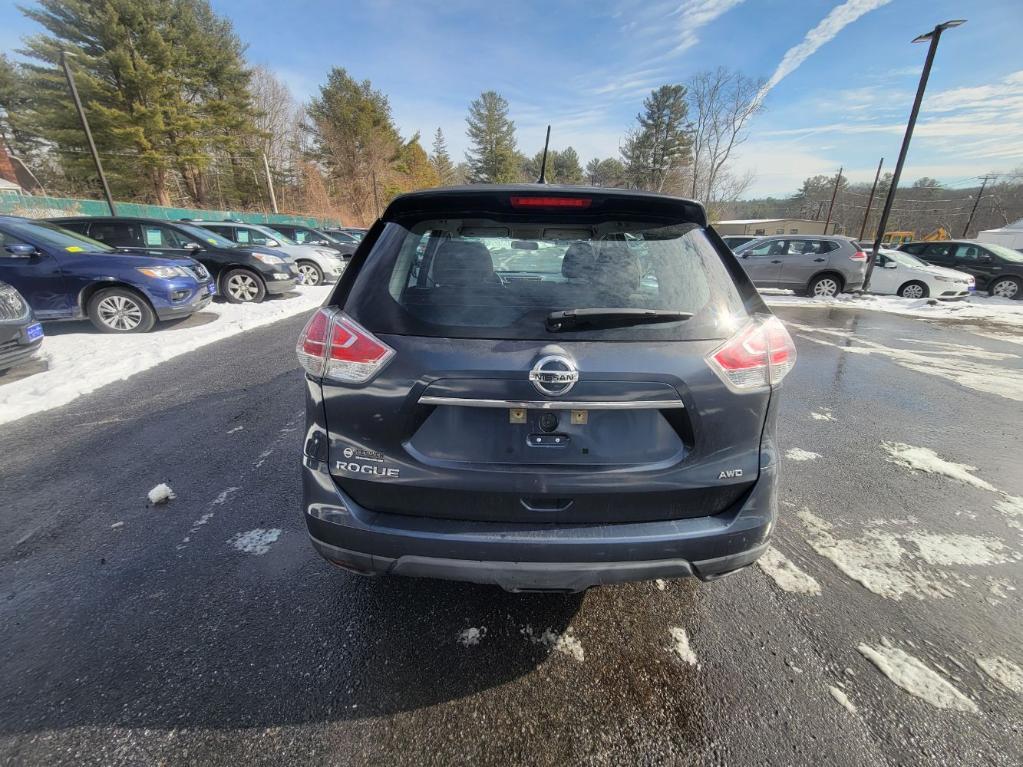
{"left": 60, "top": 50, "right": 116, "bottom": 215}
{"left": 864, "top": 19, "right": 965, "bottom": 291}
{"left": 961, "top": 175, "right": 992, "bottom": 237}
{"left": 371, "top": 170, "right": 380, "bottom": 217}
{"left": 824, "top": 166, "right": 843, "bottom": 234}
{"left": 261, "top": 153, "right": 279, "bottom": 214}
{"left": 814, "top": 201, "right": 825, "bottom": 221}
{"left": 858, "top": 157, "right": 884, "bottom": 241}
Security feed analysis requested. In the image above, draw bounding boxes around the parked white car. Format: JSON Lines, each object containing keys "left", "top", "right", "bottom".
{"left": 194, "top": 221, "right": 346, "bottom": 286}
{"left": 868, "top": 248, "right": 974, "bottom": 299}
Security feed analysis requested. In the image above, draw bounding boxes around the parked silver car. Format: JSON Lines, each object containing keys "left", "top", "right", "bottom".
{"left": 731, "top": 235, "right": 868, "bottom": 297}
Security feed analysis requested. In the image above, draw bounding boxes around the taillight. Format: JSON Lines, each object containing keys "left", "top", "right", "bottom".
{"left": 707, "top": 315, "right": 796, "bottom": 391}
{"left": 850, "top": 250, "right": 868, "bottom": 261}
{"left": 509, "top": 196, "right": 592, "bottom": 209}
{"left": 296, "top": 308, "right": 395, "bottom": 384}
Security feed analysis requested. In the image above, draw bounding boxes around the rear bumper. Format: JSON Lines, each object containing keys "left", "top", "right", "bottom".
{"left": 302, "top": 457, "right": 776, "bottom": 592}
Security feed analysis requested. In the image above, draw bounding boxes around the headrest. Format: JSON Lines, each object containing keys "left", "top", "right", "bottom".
{"left": 595, "top": 242, "right": 641, "bottom": 294}
{"left": 433, "top": 240, "right": 495, "bottom": 286}
{"left": 562, "top": 241, "right": 595, "bottom": 278}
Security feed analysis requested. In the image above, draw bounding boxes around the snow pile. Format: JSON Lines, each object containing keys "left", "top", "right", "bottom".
{"left": 828, "top": 685, "right": 857, "bottom": 714}
{"left": 668, "top": 627, "right": 700, "bottom": 668}
{"left": 0, "top": 286, "right": 330, "bottom": 426}
{"left": 229, "top": 528, "right": 282, "bottom": 555}
{"left": 457, "top": 627, "right": 487, "bottom": 647}
{"left": 786, "top": 447, "right": 821, "bottom": 462}
{"left": 521, "top": 625, "right": 585, "bottom": 662}
{"left": 757, "top": 546, "right": 822, "bottom": 595}
{"left": 976, "top": 656, "right": 1023, "bottom": 694}
{"left": 147, "top": 483, "right": 176, "bottom": 505}
{"left": 858, "top": 642, "right": 978, "bottom": 713}
{"left": 766, "top": 291, "right": 1023, "bottom": 329}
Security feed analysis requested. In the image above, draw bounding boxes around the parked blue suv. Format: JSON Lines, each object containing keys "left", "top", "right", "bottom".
{"left": 0, "top": 216, "right": 215, "bottom": 333}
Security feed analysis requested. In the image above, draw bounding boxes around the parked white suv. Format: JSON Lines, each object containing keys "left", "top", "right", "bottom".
{"left": 194, "top": 221, "right": 346, "bottom": 286}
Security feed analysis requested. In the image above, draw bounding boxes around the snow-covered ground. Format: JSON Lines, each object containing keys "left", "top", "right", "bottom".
{"left": 0, "top": 286, "right": 329, "bottom": 426}
{"left": 764, "top": 290, "right": 1023, "bottom": 329}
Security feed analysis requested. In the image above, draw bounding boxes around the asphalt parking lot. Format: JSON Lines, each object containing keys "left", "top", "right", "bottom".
{"left": 0, "top": 305, "right": 1020, "bottom": 766}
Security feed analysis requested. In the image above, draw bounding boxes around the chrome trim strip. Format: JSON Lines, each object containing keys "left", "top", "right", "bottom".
{"left": 418, "top": 396, "right": 684, "bottom": 410}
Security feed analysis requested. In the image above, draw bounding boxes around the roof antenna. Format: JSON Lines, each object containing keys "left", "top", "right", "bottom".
{"left": 537, "top": 125, "right": 551, "bottom": 184}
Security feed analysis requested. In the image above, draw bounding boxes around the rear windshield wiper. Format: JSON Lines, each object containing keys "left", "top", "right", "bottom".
{"left": 546, "top": 308, "right": 692, "bottom": 332}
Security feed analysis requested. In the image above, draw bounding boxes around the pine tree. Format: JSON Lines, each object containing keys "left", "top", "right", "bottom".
{"left": 552, "top": 146, "right": 583, "bottom": 185}
{"left": 430, "top": 127, "right": 456, "bottom": 185}
{"left": 621, "top": 85, "right": 692, "bottom": 192}
{"left": 464, "top": 90, "right": 519, "bottom": 183}
{"left": 396, "top": 132, "right": 439, "bottom": 192}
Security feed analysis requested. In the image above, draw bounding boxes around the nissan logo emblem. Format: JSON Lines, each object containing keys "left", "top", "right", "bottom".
{"left": 529, "top": 355, "right": 578, "bottom": 396}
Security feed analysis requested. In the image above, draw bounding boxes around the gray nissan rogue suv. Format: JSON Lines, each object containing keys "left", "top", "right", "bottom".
{"left": 298, "top": 186, "right": 795, "bottom": 592}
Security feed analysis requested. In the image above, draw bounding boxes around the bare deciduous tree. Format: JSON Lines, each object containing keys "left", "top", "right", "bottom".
{"left": 687, "top": 68, "right": 764, "bottom": 204}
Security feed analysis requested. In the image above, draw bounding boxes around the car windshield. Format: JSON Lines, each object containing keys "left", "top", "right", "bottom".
{"left": 885, "top": 250, "right": 928, "bottom": 267}
{"left": 177, "top": 223, "right": 237, "bottom": 249}
{"left": 6, "top": 219, "right": 114, "bottom": 253}
{"left": 982, "top": 242, "right": 1023, "bottom": 262}
{"left": 260, "top": 227, "right": 297, "bottom": 246}
{"left": 349, "top": 214, "right": 750, "bottom": 342}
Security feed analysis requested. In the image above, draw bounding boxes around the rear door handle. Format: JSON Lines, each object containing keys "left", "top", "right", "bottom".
{"left": 770, "top": 259, "right": 782, "bottom": 264}
{"left": 813, "top": 258, "right": 826, "bottom": 262}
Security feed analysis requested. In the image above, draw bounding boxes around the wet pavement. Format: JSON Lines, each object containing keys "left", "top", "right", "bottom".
{"left": 0, "top": 305, "right": 1020, "bottom": 766}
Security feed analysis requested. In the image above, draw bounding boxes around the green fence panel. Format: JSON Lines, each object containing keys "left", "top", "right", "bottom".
{"left": 0, "top": 191, "right": 342, "bottom": 228}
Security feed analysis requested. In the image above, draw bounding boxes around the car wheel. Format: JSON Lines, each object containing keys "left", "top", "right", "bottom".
{"left": 297, "top": 261, "right": 323, "bottom": 286}
{"left": 898, "top": 281, "right": 929, "bottom": 299}
{"left": 87, "top": 287, "right": 156, "bottom": 333}
{"left": 807, "top": 274, "right": 843, "bottom": 298}
{"left": 222, "top": 269, "right": 267, "bottom": 303}
{"left": 989, "top": 277, "right": 1021, "bottom": 300}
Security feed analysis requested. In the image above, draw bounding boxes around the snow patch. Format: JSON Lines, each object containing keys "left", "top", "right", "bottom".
{"left": 811, "top": 409, "right": 836, "bottom": 421}
{"left": 668, "top": 627, "right": 700, "bottom": 667}
{"left": 994, "top": 495, "right": 1023, "bottom": 532}
{"left": 796, "top": 509, "right": 1011, "bottom": 601}
{"left": 457, "top": 627, "right": 487, "bottom": 647}
{"left": 828, "top": 685, "right": 857, "bottom": 714}
{"left": 110, "top": 521, "right": 124, "bottom": 529}
{"left": 976, "top": 656, "right": 1023, "bottom": 694}
{"left": 757, "top": 546, "right": 822, "bottom": 595}
{"left": 229, "top": 528, "right": 282, "bottom": 555}
{"left": 0, "top": 286, "right": 331, "bottom": 426}
{"left": 212, "top": 487, "right": 241, "bottom": 506}
{"left": 227, "top": 425, "right": 244, "bottom": 434}
{"left": 254, "top": 449, "right": 273, "bottom": 468}
{"left": 881, "top": 442, "right": 997, "bottom": 492}
{"left": 858, "top": 643, "right": 978, "bottom": 713}
{"left": 654, "top": 579, "right": 667, "bottom": 591}
{"left": 147, "top": 483, "right": 176, "bottom": 505}
{"left": 521, "top": 626, "right": 585, "bottom": 662}
{"left": 786, "top": 447, "right": 821, "bottom": 462}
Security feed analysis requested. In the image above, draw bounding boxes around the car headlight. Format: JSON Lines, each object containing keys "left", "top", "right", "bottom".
{"left": 253, "top": 253, "right": 284, "bottom": 265}
{"left": 315, "top": 248, "right": 337, "bottom": 258}
{"left": 932, "top": 275, "right": 951, "bottom": 283}
{"left": 137, "top": 265, "right": 186, "bottom": 278}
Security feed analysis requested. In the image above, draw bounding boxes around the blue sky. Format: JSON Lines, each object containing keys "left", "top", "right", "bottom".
{"left": 2, "top": 0, "right": 1022, "bottom": 196}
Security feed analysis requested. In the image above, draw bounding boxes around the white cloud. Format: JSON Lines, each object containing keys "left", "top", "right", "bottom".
{"left": 667, "top": 0, "right": 746, "bottom": 54}
{"left": 757, "top": 0, "right": 894, "bottom": 104}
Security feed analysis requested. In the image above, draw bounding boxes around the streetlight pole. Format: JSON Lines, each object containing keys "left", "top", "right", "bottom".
{"left": 60, "top": 51, "right": 116, "bottom": 215}
{"left": 863, "top": 19, "right": 965, "bottom": 291}
{"left": 858, "top": 157, "right": 884, "bottom": 242}
{"left": 824, "top": 166, "right": 843, "bottom": 234}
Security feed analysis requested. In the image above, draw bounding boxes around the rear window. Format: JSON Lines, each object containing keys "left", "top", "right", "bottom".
{"left": 345, "top": 213, "right": 750, "bottom": 341}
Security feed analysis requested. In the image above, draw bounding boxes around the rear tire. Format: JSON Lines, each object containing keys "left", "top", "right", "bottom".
{"left": 898, "top": 280, "right": 929, "bottom": 299}
{"left": 989, "top": 277, "right": 1021, "bottom": 300}
{"left": 296, "top": 260, "right": 323, "bottom": 286}
{"left": 87, "top": 287, "right": 156, "bottom": 333}
{"left": 806, "top": 273, "right": 843, "bottom": 298}
{"left": 222, "top": 268, "right": 267, "bottom": 303}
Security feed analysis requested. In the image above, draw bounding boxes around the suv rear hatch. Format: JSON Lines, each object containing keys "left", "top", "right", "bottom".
{"left": 302, "top": 188, "right": 788, "bottom": 525}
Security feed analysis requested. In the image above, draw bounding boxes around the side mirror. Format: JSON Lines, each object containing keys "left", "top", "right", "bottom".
{"left": 184, "top": 242, "right": 202, "bottom": 251}
{"left": 3, "top": 243, "right": 38, "bottom": 258}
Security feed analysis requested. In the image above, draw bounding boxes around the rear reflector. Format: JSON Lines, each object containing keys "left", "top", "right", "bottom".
{"left": 509, "top": 196, "right": 592, "bottom": 209}
{"left": 297, "top": 308, "right": 395, "bottom": 384}
{"left": 706, "top": 315, "right": 796, "bottom": 391}
{"left": 850, "top": 251, "right": 868, "bottom": 261}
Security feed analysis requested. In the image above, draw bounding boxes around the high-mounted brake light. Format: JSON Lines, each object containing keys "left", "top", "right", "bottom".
{"left": 509, "top": 196, "right": 592, "bottom": 209}
{"left": 850, "top": 250, "right": 868, "bottom": 261}
{"left": 706, "top": 315, "right": 796, "bottom": 391}
{"left": 296, "top": 308, "right": 395, "bottom": 384}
